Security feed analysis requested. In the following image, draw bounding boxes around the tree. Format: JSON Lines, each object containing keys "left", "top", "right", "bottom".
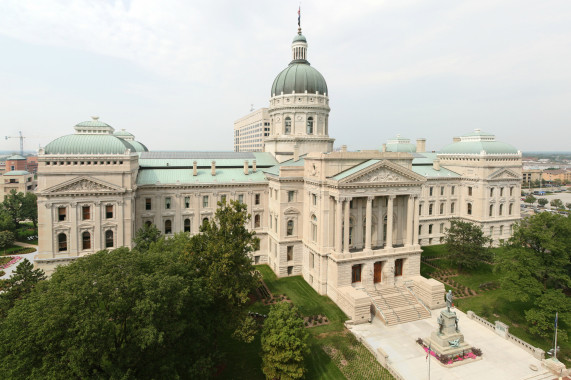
{"left": 0, "top": 209, "right": 16, "bottom": 232}
{"left": 525, "top": 194, "right": 537, "bottom": 205}
{"left": 566, "top": 203, "right": 571, "bottom": 211}
{"left": 0, "top": 231, "right": 15, "bottom": 254}
{"left": 537, "top": 198, "right": 548, "bottom": 207}
{"left": 550, "top": 198, "right": 563, "bottom": 209}
{"left": 132, "top": 223, "right": 163, "bottom": 252}
{"left": 20, "top": 193, "right": 37, "bottom": 227}
{"left": 0, "top": 248, "right": 216, "bottom": 379}
{"left": 444, "top": 220, "right": 492, "bottom": 270}
{"left": 495, "top": 213, "right": 571, "bottom": 340}
{"left": 261, "top": 302, "right": 309, "bottom": 380}
{"left": 1, "top": 190, "right": 24, "bottom": 225}
{"left": 0, "top": 259, "right": 46, "bottom": 318}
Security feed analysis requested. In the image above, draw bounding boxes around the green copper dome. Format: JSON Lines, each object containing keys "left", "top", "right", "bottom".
{"left": 271, "top": 63, "right": 328, "bottom": 96}
{"left": 129, "top": 140, "right": 149, "bottom": 153}
{"left": 439, "top": 129, "right": 518, "bottom": 155}
{"left": 385, "top": 135, "right": 416, "bottom": 153}
{"left": 293, "top": 33, "right": 307, "bottom": 43}
{"left": 45, "top": 134, "right": 135, "bottom": 155}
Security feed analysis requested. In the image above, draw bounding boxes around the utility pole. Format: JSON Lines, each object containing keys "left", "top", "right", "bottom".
{"left": 5, "top": 131, "right": 26, "bottom": 155}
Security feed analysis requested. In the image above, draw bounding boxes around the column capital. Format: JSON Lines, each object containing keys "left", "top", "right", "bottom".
{"left": 367, "top": 195, "right": 375, "bottom": 202}
{"left": 388, "top": 195, "right": 396, "bottom": 200}
{"left": 341, "top": 196, "right": 352, "bottom": 202}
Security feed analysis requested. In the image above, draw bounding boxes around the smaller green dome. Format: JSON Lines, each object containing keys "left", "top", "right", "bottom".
{"left": 385, "top": 135, "right": 416, "bottom": 153}
{"left": 439, "top": 129, "right": 518, "bottom": 155}
{"left": 293, "top": 33, "right": 307, "bottom": 43}
{"left": 129, "top": 140, "right": 149, "bottom": 153}
{"left": 45, "top": 134, "right": 135, "bottom": 155}
{"left": 113, "top": 129, "right": 134, "bottom": 137}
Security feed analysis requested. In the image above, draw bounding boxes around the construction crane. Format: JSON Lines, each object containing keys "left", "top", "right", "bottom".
{"left": 5, "top": 131, "right": 26, "bottom": 156}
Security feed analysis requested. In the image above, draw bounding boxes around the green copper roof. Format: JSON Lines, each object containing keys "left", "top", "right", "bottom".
{"left": 411, "top": 152, "right": 438, "bottom": 164}
{"left": 385, "top": 142, "right": 416, "bottom": 153}
{"left": 6, "top": 154, "right": 26, "bottom": 160}
{"left": 263, "top": 155, "right": 306, "bottom": 176}
{"left": 331, "top": 160, "right": 380, "bottom": 181}
{"left": 412, "top": 166, "right": 460, "bottom": 178}
{"left": 439, "top": 141, "right": 518, "bottom": 155}
{"left": 138, "top": 152, "right": 277, "bottom": 168}
{"left": 293, "top": 33, "right": 307, "bottom": 42}
{"left": 137, "top": 168, "right": 268, "bottom": 185}
{"left": 3, "top": 170, "right": 30, "bottom": 176}
{"left": 76, "top": 120, "right": 112, "bottom": 128}
{"left": 113, "top": 130, "right": 134, "bottom": 137}
{"left": 44, "top": 134, "right": 135, "bottom": 155}
{"left": 129, "top": 140, "right": 148, "bottom": 153}
{"left": 271, "top": 63, "right": 328, "bottom": 96}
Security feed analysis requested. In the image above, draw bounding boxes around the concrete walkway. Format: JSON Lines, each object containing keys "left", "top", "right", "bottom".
{"left": 349, "top": 308, "right": 555, "bottom": 380}
{"left": 1, "top": 244, "right": 38, "bottom": 280}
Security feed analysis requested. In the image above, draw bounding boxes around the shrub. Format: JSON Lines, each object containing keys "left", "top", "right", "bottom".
{"left": 439, "top": 354, "right": 449, "bottom": 364}
{"left": 471, "top": 347, "right": 482, "bottom": 356}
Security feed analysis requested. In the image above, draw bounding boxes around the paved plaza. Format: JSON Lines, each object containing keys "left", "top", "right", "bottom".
{"left": 349, "top": 308, "right": 556, "bottom": 380}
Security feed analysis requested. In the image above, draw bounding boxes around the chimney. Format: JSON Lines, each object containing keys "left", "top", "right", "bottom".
{"left": 453, "top": 137, "right": 461, "bottom": 143}
{"left": 341, "top": 145, "right": 347, "bottom": 152}
{"left": 244, "top": 160, "right": 249, "bottom": 175}
{"left": 416, "top": 138, "right": 426, "bottom": 153}
{"left": 382, "top": 143, "right": 386, "bottom": 152}
{"left": 211, "top": 161, "right": 216, "bottom": 176}
{"left": 253, "top": 160, "right": 257, "bottom": 172}
{"left": 293, "top": 144, "right": 299, "bottom": 161}
{"left": 433, "top": 159, "right": 440, "bottom": 171}
{"left": 193, "top": 161, "right": 197, "bottom": 176}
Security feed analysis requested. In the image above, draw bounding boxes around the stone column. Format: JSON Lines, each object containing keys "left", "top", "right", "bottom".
{"left": 343, "top": 197, "right": 350, "bottom": 253}
{"left": 335, "top": 197, "right": 343, "bottom": 253}
{"left": 406, "top": 195, "right": 414, "bottom": 246}
{"left": 378, "top": 196, "right": 384, "bottom": 247}
{"left": 386, "top": 195, "right": 394, "bottom": 249}
{"left": 94, "top": 201, "right": 101, "bottom": 251}
{"left": 117, "top": 200, "right": 124, "bottom": 247}
{"left": 365, "top": 196, "right": 373, "bottom": 250}
{"left": 413, "top": 196, "right": 420, "bottom": 245}
{"left": 69, "top": 202, "right": 78, "bottom": 255}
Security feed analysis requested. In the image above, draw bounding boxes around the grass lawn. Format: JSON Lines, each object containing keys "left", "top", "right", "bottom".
{"left": 217, "top": 265, "right": 395, "bottom": 380}
{"left": 1, "top": 245, "right": 36, "bottom": 255}
{"left": 422, "top": 244, "right": 571, "bottom": 367}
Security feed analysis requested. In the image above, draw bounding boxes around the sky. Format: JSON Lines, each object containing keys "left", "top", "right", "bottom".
{"left": 0, "top": 0, "right": 570, "bottom": 153}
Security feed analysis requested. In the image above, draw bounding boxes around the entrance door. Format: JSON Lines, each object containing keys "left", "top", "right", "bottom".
{"left": 374, "top": 262, "right": 382, "bottom": 283}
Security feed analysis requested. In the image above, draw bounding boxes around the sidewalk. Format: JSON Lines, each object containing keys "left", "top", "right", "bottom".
{"left": 349, "top": 308, "right": 554, "bottom": 380}
{"left": 1, "top": 243, "right": 38, "bottom": 280}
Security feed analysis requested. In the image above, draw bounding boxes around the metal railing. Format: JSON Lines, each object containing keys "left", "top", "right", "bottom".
{"left": 405, "top": 285, "right": 431, "bottom": 317}
{"left": 364, "top": 288, "right": 394, "bottom": 324}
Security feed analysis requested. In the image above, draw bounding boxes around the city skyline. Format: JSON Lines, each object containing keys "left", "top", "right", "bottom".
{"left": 1, "top": 0, "right": 570, "bottom": 152}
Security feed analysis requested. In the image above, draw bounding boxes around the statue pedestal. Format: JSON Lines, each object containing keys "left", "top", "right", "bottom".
{"left": 426, "top": 310, "right": 472, "bottom": 358}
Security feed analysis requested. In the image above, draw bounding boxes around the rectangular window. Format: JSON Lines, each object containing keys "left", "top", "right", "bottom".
{"left": 419, "top": 204, "right": 422, "bottom": 216}
{"left": 490, "top": 188, "right": 494, "bottom": 197}
{"left": 510, "top": 187, "right": 514, "bottom": 196}
{"left": 238, "top": 194, "right": 244, "bottom": 203}
{"left": 429, "top": 204, "right": 433, "bottom": 215}
{"left": 145, "top": 198, "right": 152, "bottom": 210}
{"left": 429, "top": 187, "right": 433, "bottom": 196}
{"left": 451, "top": 186, "right": 455, "bottom": 195}
{"left": 429, "top": 224, "right": 433, "bottom": 234}
{"left": 58, "top": 207, "right": 66, "bottom": 221}
{"left": 221, "top": 195, "right": 227, "bottom": 203}
{"left": 394, "top": 259, "right": 403, "bottom": 277}
{"left": 440, "top": 186, "right": 444, "bottom": 196}
{"left": 287, "top": 266, "right": 293, "bottom": 276}
{"left": 468, "top": 187, "right": 473, "bottom": 196}
{"left": 203, "top": 196, "right": 209, "bottom": 208}
{"left": 184, "top": 196, "right": 190, "bottom": 208}
{"left": 288, "top": 191, "right": 294, "bottom": 202}
{"left": 106, "top": 205, "right": 113, "bottom": 219}
{"left": 312, "top": 194, "right": 317, "bottom": 206}
{"left": 440, "top": 223, "right": 444, "bottom": 233}
{"left": 255, "top": 193, "right": 260, "bottom": 205}
{"left": 351, "top": 264, "right": 362, "bottom": 283}
{"left": 451, "top": 202, "right": 455, "bottom": 214}
{"left": 287, "top": 246, "right": 293, "bottom": 261}
{"left": 500, "top": 187, "right": 504, "bottom": 197}
{"left": 82, "top": 206, "right": 90, "bottom": 220}
{"left": 165, "top": 197, "right": 171, "bottom": 210}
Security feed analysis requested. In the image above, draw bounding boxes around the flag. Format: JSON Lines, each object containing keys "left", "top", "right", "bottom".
{"left": 298, "top": 7, "right": 301, "bottom": 27}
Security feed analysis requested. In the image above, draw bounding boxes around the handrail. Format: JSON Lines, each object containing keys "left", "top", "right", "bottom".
{"left": 396, "top": 285, "right": 422, "bottom": 319}
{"left": 405, "top": 285, "right": 431, "bottom": 316}
{"left": 364, "top": 288, "right": 393, "bottom": 325}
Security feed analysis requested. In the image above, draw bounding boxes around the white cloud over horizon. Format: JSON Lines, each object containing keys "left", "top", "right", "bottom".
{"left": 0, "top": 0, "right": 570, "bottom": 152}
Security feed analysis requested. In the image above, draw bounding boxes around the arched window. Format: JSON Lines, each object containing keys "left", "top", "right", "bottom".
{"left": 499, "top": 204, "right": 503, "bottom": 216}
{"left": 306, "top": 117, "right": 314, "bottom": 134}
{"left": 145, "top": 221, "right": 152, "bottom": 227}
{"left": 489, "top": 204, "right": 494, "bottom": 217}
{"left": 164, "top": 220, "right": 172, "bottom": 234}
{"left": 82, "top": 231, "right": 91, "bottom": 250}
{"left": 254, "top": 214, "right": 261, "bottom": 228}
{"left": 467, "top": 203, "right": 472, "bottom": 215}
{"left": 58, "top": 233, "right": 67, "bottom": 252}
{"left": 285, "top": 117, "right": 292, "bottom": 135}
{"left": 202, "top": 217, "right": 209, "bottom": 225}
{"left": 509, "top": 203, "right": 513, "bottom": 215}
{"left": 311, "top": 214, "right": 317, "bottom": 242}
{"left": 105, "top": 230, "right": 114, "bottom": 248}
{"left": 184, "top": 218, "right": 191, "bottom": 233}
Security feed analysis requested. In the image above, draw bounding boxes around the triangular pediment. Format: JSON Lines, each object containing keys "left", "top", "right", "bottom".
{"left": 488, "top": 168, "right": 520, "bottom": 180}
{"left": 338, "top": 160, "right": 426, "bottom": 185}
{"left": 43, "top": 176, "right": 125, "bottom": 194}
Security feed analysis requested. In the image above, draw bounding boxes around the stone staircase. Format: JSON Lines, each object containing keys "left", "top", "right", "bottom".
{"left": 367, "top": 286, "right": 431, "bottom": 326}
{"left": 520, "top": 370, "right": 559, "bottom": 380}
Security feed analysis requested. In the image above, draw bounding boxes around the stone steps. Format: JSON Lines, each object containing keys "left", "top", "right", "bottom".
{"left": 520, "top": 371, "right": 557, "bottom": 380}
{"left": 369, "top": 286, "right": 431, "bottom": 326}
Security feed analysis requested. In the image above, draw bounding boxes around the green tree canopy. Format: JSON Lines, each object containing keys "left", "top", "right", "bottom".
{"left": 0, "top": 231, "right": 15, "bottom": 253}
{"left": 1, "top": 190, "right": 23, "bottom": 225}
{"left": 550, "top": 198, "right": 563, "bottom": 209}
{"left": 0, "top": 248, "right": 217, "bottom": 379}
{"left": 132, "top": 222, "right": 163, "bottom": 252}
{"left": 495, "top": 212, "right": 571, "bottom": 340}
{"left": 261, "top": 302, "right": 309, "bottom": 380}
{"left": 0, "top": 209, "right": 16, "bottom": 232}
{"left": 20, "top": 192, "right": 37, "bottom": 227}
{"left": 0, "top": 259, "right": 46, "bottom": 318}
{"left": 444, "top": 219, "right": 492, "bottom": 270}
{"left": 537, "top": 198, "right": 549, "bottom": 207}
{"left": 525, "top": 194, "right": 537, "bottom": 205}
{"left": 566, "top": 202, "right": 571, "bottom": 211}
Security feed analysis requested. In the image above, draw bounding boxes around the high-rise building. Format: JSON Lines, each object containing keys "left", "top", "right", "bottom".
{"left": 233, "top": 108, "right": 270, "bottom": 152}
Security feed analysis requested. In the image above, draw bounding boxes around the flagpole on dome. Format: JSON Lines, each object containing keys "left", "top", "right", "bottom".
{"left": 298, "top": 5, "right": 302, "bottom": 34}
